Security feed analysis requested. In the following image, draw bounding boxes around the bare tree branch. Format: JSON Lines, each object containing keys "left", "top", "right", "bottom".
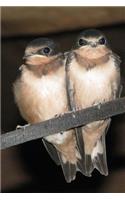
{"left": 1, "top": 97, "right": 125, "bottom": 150}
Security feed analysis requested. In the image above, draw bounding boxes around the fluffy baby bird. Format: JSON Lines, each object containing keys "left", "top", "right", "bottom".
{"left": 13, "top": 37, "right": 84, "bottom": 183}
{"left": 66, "top": 29, "right": 122, "bottom": 176}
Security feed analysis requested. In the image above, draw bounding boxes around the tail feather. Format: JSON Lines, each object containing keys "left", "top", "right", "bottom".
{"left": 42, "top": 139, "right": 60, "bottom": 165}
{"left": 92, "top": 119, "right": 111, "bottom": 175}
{"left": 83, "top": 119, "right": 111, "bottom": 176}
{"left": 93, "top": 154, "right": 108, "bottom": 176}
{"left": 57, "top": 152, "right": 77, "bottom": 183}
{"left": 43, "top": 138, "right": 77, "bottom": 183}
{"left": 43, "top": 131, "right": 80, "bottom": 183}
{"left": 75, "top": 127, "right": 88, "bottom": 175}
{"left": 92, "top": 135, "right": 108, "bottom": 176}
{"left": 84, "top": 154, "right": 93, "bottom": 177}
{"left": 83, "top": 136, "right": 108, "bottom": 176}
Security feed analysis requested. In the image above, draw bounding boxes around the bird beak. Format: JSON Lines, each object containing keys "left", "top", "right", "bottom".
{"left": 23, "top": 54, "right": 46, "bottom": 61}
{"left": 90, "top": 42, "right": 97, "bottom": 48}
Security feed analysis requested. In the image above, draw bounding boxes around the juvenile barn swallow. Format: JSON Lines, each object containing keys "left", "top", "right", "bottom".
{"left": 66, "top": 29, "right": 122, "bottom": 176}
{"left": 13, "top": 38, "right": 83, "bottom": 183}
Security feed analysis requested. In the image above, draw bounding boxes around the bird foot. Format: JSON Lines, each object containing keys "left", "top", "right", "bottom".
{"left": 97, "top": 103, "right": 101, "bottom": 109}
{"left": 16, "top": 124, "right": 30, "bottom": 130}
{"left": 55, "top": 113, "right": 64, "bottom": 118}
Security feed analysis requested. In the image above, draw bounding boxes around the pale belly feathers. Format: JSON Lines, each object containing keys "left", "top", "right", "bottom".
{"left": 70, "top": 57, "right": 120, "bottom": 109}
{"left": 21, "top": 69, "right": 68, "bottom": 121}
{"left": 16, "top": 69, "right": 69, "bottom": 144}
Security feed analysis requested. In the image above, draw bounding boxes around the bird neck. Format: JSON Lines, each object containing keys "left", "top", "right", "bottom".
{"left": 25, "top": 56, "right": 64, "bottom": 77}
{"left": 74, "top": 51, "right": 112, "bottom": 70}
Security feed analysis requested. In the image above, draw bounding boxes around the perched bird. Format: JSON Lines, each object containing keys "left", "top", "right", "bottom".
{"left": 13, "top": 37, "right": 83, "bottom": 183}
{"left": 66, "top": 29, "right": 122, "bottom": 176}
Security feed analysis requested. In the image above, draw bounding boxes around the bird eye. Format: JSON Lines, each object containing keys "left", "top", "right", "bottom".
{"left": 78, "top": 38, "right": 87, "bottom": 46}
{"left": 38, "top": 47, "right": 51, "bottom": 56}
{"left": 43, "top": 47, "right": 51, "bottom": 54}
{"left": 99, "top": 37, "right": 106, "bottom": 45}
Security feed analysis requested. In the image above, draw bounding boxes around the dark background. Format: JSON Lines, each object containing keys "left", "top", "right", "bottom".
{"left": 1, "top": 7, "right": 125, "bottom": 192}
